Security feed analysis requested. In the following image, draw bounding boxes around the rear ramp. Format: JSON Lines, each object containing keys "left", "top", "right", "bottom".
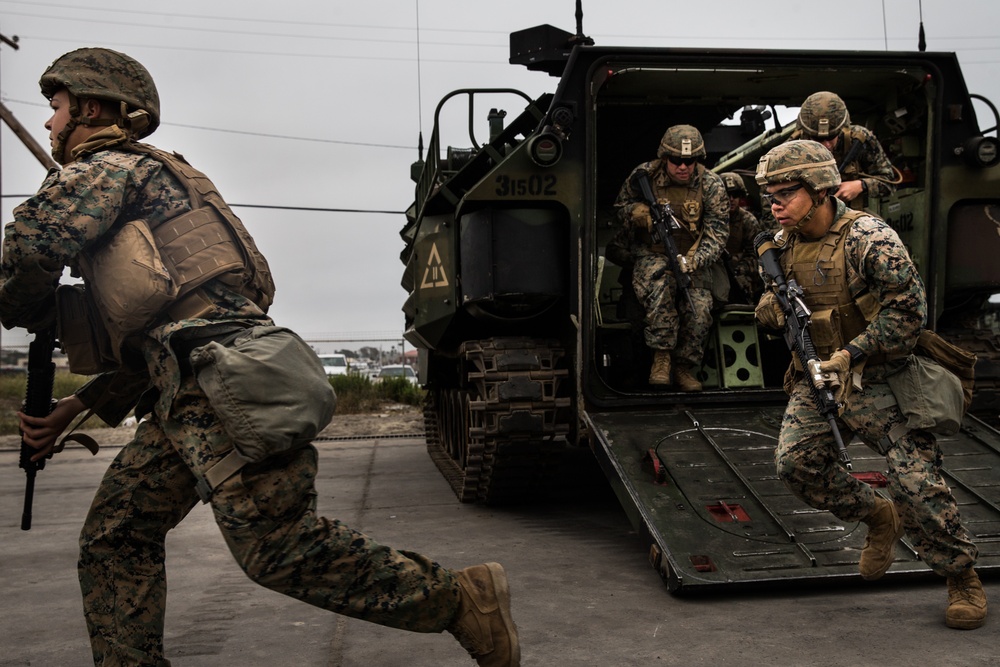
{"left": 585, "top": 407, "right": 1000, "bottom": 593}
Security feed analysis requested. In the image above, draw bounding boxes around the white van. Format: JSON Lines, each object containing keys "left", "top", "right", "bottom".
{"left": 317, "top": 353, "right": 349, "bottom": 377}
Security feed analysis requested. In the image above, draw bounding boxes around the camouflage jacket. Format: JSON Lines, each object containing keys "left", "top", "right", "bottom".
{"left": 830, "top": 125, "right": 897, "bottom": 199}
{"left": 613, "top": 160, "right": 729, "bottom": 270}
{"left": 0, "top": 128, "right": 271, "bottom": 424}
{"left": 778, "top": 198, "right": 925, "bottom": 359}
{"left": 726, "top": 206, "right": 763, "bottom": 259}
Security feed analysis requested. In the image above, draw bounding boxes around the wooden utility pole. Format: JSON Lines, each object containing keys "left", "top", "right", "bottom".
{"left": 0, "top": 102, "right": 57, "bottom": 170}
{"left": 0, "top": 31, "right": 16, "bottom": 365}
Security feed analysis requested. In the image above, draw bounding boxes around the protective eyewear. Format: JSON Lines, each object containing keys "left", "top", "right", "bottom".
{"left": 761, "top": 183, "right": 804, "bottom": 206}
{"left": 667, "top": 156, "right": 698, "bottom": 167}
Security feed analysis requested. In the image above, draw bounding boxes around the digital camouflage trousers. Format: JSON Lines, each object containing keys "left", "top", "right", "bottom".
{"left": 78, "top": 375, "right": 459, "bottom": 666}
{"left": 777, "top": 373, "right": 978, "bottom": 577}
{"left": 631, "top": 252, "right": 714, "bottom": 368}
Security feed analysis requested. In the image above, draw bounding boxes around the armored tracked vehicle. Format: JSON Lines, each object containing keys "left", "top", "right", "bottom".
{"left": 399, "top": 17, "right": 1000, "bottom": 591}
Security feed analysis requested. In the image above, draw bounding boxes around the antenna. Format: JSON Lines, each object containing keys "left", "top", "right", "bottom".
{"left": 415, "top": 0, "right": 424, "bottom": 163}
{"left": 576, "top": 0, "right": 585, "bottom": 38}
{"left": 918, "top": 0, "right": 926, "bottom": 52}
{"left": 881, "top": 0, "right": 888, "bottom": 50}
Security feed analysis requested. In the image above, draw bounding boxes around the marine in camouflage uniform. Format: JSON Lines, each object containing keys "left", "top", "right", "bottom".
{"left": 754, "top": 140, "right": 986, "bottom": 630}
{"left": 614, "top": 125, "right": 729, "bottom": 390}
{"left": 718, "top": 172, "right": 764, "bottom": 303}
{"left": 4, "top": 49, "right": 519, "bottom": 666}
{"left": 796, "top": 91, "right": 897, "bottom": 207}
{"left": 757, "top": 91, "right": 899, "bottom": 229}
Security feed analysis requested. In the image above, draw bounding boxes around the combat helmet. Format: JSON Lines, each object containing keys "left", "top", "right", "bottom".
{"left": 719, "top": 172, "right": 748, "bottom": 195}
{"left": 797, "top": 91, "right": 850, "bottom": 139}
{"left": 755, "top": 140, "right": 841, "bottom": 192}
{"left": 657, "top": 124, "right": 706, "bottom": 159}
{"left": 40, "top": 47, "right": 160, "bottom": 155}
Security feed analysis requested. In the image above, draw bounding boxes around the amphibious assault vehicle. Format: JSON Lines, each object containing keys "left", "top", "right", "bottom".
{"left": 399, "top": 16, "right": 1000, "bottom": 592}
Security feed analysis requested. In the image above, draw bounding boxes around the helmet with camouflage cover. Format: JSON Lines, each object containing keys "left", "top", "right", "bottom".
{"left": 719, "top": 171, "right": 747, "bottom": 195}
{"left": 40, "top": 48, "right": 160, "bottom": 160}
{"left": 755, "top": 140, "right": 842, "bottom": 192}
{"left": 797, "top": 91, "right": 850, "bottom": 140}
{"left": 657, "top": 124, "right": 706, "bottom": 159}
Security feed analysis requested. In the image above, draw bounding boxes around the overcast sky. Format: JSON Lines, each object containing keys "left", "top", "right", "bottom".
{"left": 1, "top": 0, "right": 998, "bottom": 353}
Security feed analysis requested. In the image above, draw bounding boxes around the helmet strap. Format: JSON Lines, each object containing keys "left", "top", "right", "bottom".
{"left": 74, "top": 97, "right": 118, "bottom": 130}
{"left": 51, "top": 92, "right": 118, "bottom": 163}
{"left": 52, "top": 118, "right": 80, "bottom": 164}
{"left": 789, "top": 188, "right": 828, "bottom": 234}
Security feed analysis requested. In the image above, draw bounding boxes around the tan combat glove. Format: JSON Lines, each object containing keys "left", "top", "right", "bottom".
{"left": 755, "top": 290, "right": 785, "bottom": 330}
{"left": 812, "top": 349, "right": 852, "bottom": 406}
{"left": 629, "top": 202, "right": 652, "bottom": 232}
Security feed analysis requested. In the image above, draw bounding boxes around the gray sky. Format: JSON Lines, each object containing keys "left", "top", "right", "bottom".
{"left": 2, "top": 0, "right": 999, "bottom": 352}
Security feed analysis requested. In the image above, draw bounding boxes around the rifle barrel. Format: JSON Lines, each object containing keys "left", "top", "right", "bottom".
{"left": 19, "top": 330, "right": 56, "bottom": 531}
{"left": 21, "top": 471, "right": 35, "bottom": 530}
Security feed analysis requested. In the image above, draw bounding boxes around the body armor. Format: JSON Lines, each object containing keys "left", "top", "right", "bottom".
{"left": 75, "top": 143, "right": 275, "bottom": 363}
{"left": 780, "top": 208, "right": 873, "bottom": 365}
{"left": 662, "top": 164, "right": 707, "bottom": 253}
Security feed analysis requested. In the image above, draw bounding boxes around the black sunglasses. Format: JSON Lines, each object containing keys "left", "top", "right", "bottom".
{"left": 668, "top": 156, "right": 698, "bottom": 167}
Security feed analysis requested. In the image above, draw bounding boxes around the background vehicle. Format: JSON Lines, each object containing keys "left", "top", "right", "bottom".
{"left": 376, "top": 364, "right": 418, "bottom": 385}
{"left": 399, "top": 16, "right": 1000, "bottom": 591}
{"left": 317, "top": 353, "right": 349, "bottom": 377}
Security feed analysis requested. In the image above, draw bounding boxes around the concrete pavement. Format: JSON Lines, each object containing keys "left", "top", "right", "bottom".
{"left": 2, "top": 436, "right": 997, "bottom": 667}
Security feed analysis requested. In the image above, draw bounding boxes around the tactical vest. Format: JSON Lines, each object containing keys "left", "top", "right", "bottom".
{"left": 780, "top": 208, "right": 880, "bottom": 366}
{"left": 75, "top": 143, "right": 275, "bottom": 362}
{"left": 789, "top": 125, "right": 864, "bottom": 170}
{"left": 661, "top": 165, "right": 706, "bottom": 255}
{"left": 830, "top": 126, "right": 865, "bottom": 179}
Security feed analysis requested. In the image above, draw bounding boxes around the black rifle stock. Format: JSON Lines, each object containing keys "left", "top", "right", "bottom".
{"left": 754, "top": 231, "right": 852, "bottom": 470}
{"left": 19, "top": 329, "right": 56, "bottom": 530}
{"left": 631, "top": 170, "right": 695, "bottom": 311}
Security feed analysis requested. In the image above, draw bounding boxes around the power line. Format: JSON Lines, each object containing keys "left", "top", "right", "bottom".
{"left": 0, "top": 0, "right": 508, "bottom": 35}
{"left": 6, "top": 0, "right": 1000, "bottom": 43}
{"left": 3, "top": 98, "right": 417, "bottom": 149}
{"left": 166, "top": 121, "right": 415, "bottom": 150}
{"left": 0, "top": 9, "right": 507, "bottom": 49}
{"left": 0, "top": 194, "right": 405, "bottom": 215}
{"left": 231, "top": 203, "right": 403, "bottom": 215}
{"left": 4, "top": 1, "right": 998, "bottom": 49}
{"left": 13, "top": 33, "right": 504, "bottom": 65}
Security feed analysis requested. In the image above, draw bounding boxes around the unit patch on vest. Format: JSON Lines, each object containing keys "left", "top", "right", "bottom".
{"left": 682, "top": 200, "right": 702, "bottom": 223}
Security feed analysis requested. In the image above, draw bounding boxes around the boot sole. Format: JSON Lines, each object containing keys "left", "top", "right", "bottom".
{"left": 945, "top": 615, "right": 986, "bottom": 630}
{"left": 484, "top": 562, "right": 521, "bottom": 665}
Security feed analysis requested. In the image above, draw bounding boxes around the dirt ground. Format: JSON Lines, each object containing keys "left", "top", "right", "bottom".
{"left": 0, "top": 404, "right": 424, "bottom": 451}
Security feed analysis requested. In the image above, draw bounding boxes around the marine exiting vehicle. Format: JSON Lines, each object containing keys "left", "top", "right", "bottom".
{"left": 399, "top": 6, "right": 1000, "bottom": 592}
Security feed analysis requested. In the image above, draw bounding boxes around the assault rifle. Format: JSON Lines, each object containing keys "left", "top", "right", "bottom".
{"left": 754, "top": 232, "right": 852, "bottom": 470}
{"left": 631, "top": 169, "right": 695, "bottom": 311}
{"left": 838, "top": 137, "right": 864, "bottom": 174}
{"left": 19, "top": 329, "right": 56, "bottom": 530}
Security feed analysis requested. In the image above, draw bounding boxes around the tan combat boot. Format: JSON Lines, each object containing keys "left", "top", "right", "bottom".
{"left": 674, "top": 365, "right": 703, "bottom": 392}
{"left": 946, "top": 567, "right": 988, "bottom": 629}
{"left": 649, "top": 350, "right": 671, "bottom": 385}
{"left": 859, "top": 496, "right": 903, "bottom": 580}
{"left": 448, "top": 563, "right": 520, "bottom": 666}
